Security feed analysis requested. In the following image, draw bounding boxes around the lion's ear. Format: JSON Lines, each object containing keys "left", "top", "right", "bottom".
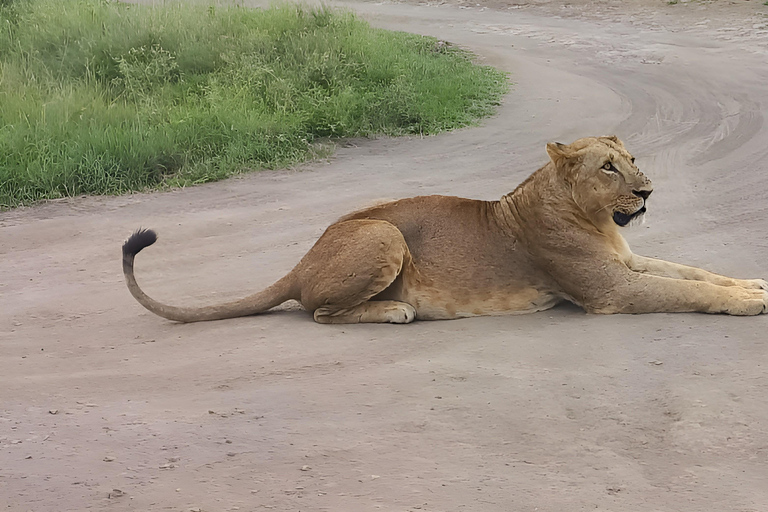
{"left": 546, "top": 142, "right": 567, "bottom": 160}
{"left": 546, "top": 142, "right": 574, "bottom": 166}
{"left": 602, "top": 135, "right": 625, "bottom": 147}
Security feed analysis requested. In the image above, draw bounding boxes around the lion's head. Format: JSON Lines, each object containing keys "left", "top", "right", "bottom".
{"left": 546, "top": 136, "right": 653, "bottom": 228}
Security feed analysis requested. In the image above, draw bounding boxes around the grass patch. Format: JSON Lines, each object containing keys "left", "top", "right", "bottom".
{"left": 0, "top": 0, "right": 509, "bottom": 208}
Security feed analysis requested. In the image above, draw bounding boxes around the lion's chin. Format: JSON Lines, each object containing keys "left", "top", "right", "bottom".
{"left": 613, "top": 206, "right": 646, "bottom": 227}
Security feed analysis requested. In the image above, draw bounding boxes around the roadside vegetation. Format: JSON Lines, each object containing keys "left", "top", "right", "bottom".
{"left": 0, "top": 0, "right": 508, "bottom": 208}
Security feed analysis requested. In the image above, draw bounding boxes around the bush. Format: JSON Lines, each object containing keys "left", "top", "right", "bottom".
{"left": 0, "top": 0, "right": 509, "bottom": 208}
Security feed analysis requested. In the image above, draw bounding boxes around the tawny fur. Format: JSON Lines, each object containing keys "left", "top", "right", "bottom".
{"left": 122, "top": 136, "right": 768, "bottom": 324}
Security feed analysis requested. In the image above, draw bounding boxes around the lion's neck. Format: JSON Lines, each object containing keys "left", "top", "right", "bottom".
{"left": 495, "top": 163, "right": 622, "bottom": 242}
{"left": 499, "top": 163, "right": 575, "bottom": 223}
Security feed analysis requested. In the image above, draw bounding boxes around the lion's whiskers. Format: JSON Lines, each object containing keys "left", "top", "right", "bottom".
{"left": 595, "top": 202, "right": 616, "bottom": 214}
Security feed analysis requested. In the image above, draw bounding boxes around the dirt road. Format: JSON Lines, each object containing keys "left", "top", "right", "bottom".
{"left": 2, "top": 1, "right": 768, "bottom": 510}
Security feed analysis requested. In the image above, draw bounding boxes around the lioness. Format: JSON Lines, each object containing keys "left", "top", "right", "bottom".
{"left": 123, "top": 136, "right": 768, "bottom": 324}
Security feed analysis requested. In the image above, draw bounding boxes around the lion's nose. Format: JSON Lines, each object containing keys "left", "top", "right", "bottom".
{"left": 633, "top": 189, "right": 652, "bottom": 200}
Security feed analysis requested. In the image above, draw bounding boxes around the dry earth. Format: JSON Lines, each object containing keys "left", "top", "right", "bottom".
{"left": 2, "top": 0, "right": 768, "bottom": 510}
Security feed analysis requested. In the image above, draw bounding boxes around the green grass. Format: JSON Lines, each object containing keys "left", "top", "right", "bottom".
{"left": 0, "top": 0, "right": 509, "bottom": 208}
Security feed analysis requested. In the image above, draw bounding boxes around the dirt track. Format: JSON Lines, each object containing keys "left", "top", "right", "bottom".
{"left": 2, "top": 1, "right": 768, "bottom": 510}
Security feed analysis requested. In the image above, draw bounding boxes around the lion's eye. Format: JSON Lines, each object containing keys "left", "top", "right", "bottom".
{"left": 602, "top": 162, "right": 614, "bottom": 171}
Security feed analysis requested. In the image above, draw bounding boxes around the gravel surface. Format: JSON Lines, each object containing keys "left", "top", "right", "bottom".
{"left": 2, "top": 1, "right": 768, "bottom": 510}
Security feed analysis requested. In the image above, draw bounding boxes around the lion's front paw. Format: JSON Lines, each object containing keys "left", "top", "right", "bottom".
{"left": 740, "top": 278, "right": 768, "bottom": 291}
{"left": 746, "top": 290, "right": 768, "bottom": 315}
{"left": 761, "top": 290, "right": 768, "bottom": 314}
{"left": 728, "top": 289, "right": 768, "bottom": 315}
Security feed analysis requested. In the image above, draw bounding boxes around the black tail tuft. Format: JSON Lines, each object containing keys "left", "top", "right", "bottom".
{"left": 123, "top": 228, "right": 158, "bottom": 257}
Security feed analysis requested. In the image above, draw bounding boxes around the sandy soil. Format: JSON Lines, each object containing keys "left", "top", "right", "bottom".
{"left": 2, "top": 1, "right": 768, "bottom": 510}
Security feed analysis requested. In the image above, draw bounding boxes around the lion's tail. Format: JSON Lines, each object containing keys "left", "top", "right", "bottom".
{"left": 122, "top": 228, "right": 296, "bottom": 323}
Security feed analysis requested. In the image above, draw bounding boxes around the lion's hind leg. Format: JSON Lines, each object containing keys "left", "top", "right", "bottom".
{"left": 294, "top": 219, "right": 416, "bottom": 324}
{"left": 314, "top": 301, "right": 416, "bottom": 324}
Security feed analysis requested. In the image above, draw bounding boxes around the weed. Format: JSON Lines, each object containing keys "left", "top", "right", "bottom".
{"left": 0, "top": 1, "right": 509, "bottom": 208}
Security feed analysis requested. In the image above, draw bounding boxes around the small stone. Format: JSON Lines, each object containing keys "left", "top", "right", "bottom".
{"left": 25, "top": 455, "right": 32, "bottom": 459}
{"left": 227, "top": 452, "right": 236, "bottom": 457}
{"left": 49, "top": 409, "right": 59, "bottom": 415}
{"left": 300, "top": 465, "right": 311, "bottom": 471}
{"left": 108, "top": 489, "right": 125, "bottom": 499}
{"left": 103, "top": 456, "right": 116, "bottom": 462}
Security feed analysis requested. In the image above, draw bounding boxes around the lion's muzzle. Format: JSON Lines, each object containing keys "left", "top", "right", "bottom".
{"left": 613, "top": 201, "right": 647, "bottom": 227}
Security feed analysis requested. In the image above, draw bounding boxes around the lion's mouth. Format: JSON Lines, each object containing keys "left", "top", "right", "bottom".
{"left": 613, "top": 205, "right": 647, "bottom": 227}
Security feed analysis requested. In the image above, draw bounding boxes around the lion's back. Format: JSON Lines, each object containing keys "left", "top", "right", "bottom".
{"left": 341, "top": 195, "right": 538, "bottom": 287}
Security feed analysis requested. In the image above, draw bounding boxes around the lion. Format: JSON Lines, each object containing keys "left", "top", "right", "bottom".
{"left": 122, "top": 136, "right": 768, "bottom": 324}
